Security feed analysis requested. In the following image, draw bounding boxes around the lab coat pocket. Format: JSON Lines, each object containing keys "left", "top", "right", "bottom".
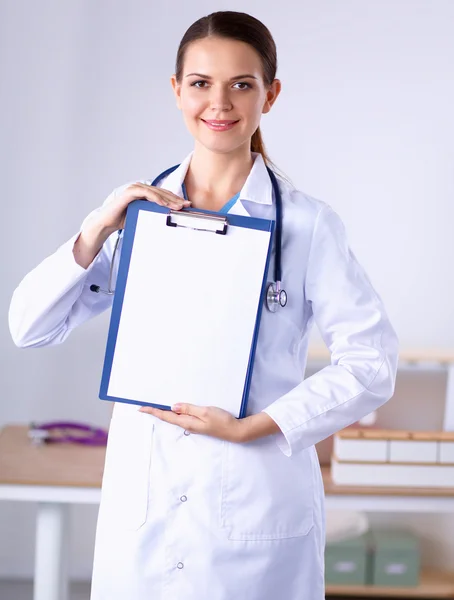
{"left": 220, "top": 437, "right": 314, "bottom": 541}
{"left": 100, "top": 405, "right": 154, "bottom": 531}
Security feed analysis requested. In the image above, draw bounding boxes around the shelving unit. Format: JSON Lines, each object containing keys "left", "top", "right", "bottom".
{"left": 309, "top": 348, "right": 454, "bottom": 598}
{"left": 322, "top": 466, "right": 454, "bottom": 597}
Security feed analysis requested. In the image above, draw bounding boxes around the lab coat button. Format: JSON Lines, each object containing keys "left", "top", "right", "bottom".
{"left": 180, "top": 495, "right": 187, "bottom": 502}
{"left": 177, "top": 562, "right": 184, "bottom": 569}
{"left": 184, "top": 430, "right": 190, "bottom": 436}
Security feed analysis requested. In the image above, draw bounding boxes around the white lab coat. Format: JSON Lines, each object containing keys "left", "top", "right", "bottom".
{"left": 9, "top": 152, "right": 399, "bottom": 600}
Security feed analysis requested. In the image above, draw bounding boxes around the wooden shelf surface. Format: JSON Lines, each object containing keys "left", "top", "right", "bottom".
{"left": 326, "top": 568, "right": 454, "bottom": 598}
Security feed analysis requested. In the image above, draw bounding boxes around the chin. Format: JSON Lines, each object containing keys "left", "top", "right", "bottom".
{"left": 201, "top": 142, "right": 238, "bottom": 154}
{"left": 196, "top": 134, "right": 250, "bottom": 155}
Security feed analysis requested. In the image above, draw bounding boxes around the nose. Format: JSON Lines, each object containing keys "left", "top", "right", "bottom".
{"left": 209, "top": 85, "right": 233, "bottom": 112}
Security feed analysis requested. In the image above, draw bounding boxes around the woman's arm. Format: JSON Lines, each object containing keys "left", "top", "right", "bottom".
{"left": 138, "top": 403, "right": 281, "bottom": 442}
{"left": 262, "top": 204, "right": 399, "bottom": 456}
{"left": 8, "top": 196, "right": 117, "bottom": 348}
{"left": 9, "top": 182, "right": 189, "bottom": 348}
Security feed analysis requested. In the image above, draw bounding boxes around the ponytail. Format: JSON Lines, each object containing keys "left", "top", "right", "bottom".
{"left": 251, "top": 127, "right": 270, "bottom": 165}
{"left": 251, "top": 126, "right": 291, "bottom": 184}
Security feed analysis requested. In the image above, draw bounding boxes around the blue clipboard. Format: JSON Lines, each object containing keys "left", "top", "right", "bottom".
{"left": 99, "top": 200, "right": 275, "bottom": 418}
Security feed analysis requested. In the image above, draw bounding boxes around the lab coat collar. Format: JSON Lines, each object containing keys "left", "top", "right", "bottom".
{"left": 158, "top": 151, "right": 273, "bottom": 206}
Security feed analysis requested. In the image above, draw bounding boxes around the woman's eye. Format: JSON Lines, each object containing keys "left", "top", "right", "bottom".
{"left": 191, "top": 80, "right": 208, "bottom": 88}
{"left": 233, "top": 82, "right": 251, "bottom": 90}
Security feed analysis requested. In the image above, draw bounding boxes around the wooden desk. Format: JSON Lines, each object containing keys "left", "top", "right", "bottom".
{"left": 1, "top": 426, "right": 454, "bottom": 599}
{"left": 0, "top": 425, "right": 104, "bottom": 600}
{"left": 0, "top": 424, "right": 104, "bottom": 488}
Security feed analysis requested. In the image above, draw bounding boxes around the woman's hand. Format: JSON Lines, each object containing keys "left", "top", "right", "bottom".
{"left": 96, "top": 182, "right": 191, "bottom": 238}
{"left": 74, "top": 183, "right": 190, "bottom": 269}
{"left": 138, "top": 403, "right": 281, "bottom": 443}
{"left": 139, "top": 404, "right": 242, "bottom": 442}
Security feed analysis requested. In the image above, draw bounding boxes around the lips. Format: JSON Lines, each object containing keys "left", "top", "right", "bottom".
{"left": 202, "top": 119, "right": 239, "bottom": 131}
{"left": 203, "top": 120, "right": 238, "bottom": 125}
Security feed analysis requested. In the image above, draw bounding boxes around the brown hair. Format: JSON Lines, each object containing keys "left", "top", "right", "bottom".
{"left": 175, "top": 11, "right": 277, "bottom": 166}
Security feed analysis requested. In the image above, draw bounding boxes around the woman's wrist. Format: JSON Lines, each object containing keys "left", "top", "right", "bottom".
{"left": 73, "top": 218, "right": 111, "bottom": 269}
{"left": 235, "top": 412, "right": 281, "bottom": 443}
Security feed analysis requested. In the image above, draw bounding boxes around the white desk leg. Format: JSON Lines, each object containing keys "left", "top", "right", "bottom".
{"left": 444, "top": 364, "right": 454, "bottom": 431}
{"left": 34, "top": 502, "right": 70, "bottom": 600}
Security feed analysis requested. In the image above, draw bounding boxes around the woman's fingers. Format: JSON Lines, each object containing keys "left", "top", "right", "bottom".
{"left": 91, "top": 181, "right": 190, "bottom": 238}
{"left": 133, "top": 183, "right": 190, "bottom": 210}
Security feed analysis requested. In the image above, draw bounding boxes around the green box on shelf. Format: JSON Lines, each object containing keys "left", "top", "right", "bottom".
{"left": 325, "top": 532, "right": 373, "bottom": 585}
{"left": 371, "top": 530, "right": 420, "bottom": 587}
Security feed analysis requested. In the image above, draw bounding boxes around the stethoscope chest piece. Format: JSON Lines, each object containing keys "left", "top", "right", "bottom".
{"left": 266, "top": 282, "right": 288, "bottom": 313}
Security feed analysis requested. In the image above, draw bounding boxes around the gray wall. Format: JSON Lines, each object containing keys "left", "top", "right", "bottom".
{"left": 2, "top": 0, "right": 454, "bottom": 580}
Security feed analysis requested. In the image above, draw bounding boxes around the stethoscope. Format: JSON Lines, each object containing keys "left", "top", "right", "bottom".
{"left": 28, "top": 421, "right": 108, "bottom": 446}
{"left": 90, "top": 164, "right": 287, "bottom": 312}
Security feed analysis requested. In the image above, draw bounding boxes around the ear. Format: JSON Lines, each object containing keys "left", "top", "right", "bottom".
{"left": 262, "top": 79, "right": 282, "bottom": 115}
{"left": 170, "top": 75, "right": 182, "bottom": 110}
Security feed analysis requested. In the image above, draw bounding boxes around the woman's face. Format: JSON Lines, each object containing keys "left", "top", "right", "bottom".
{"left": 171, "top": 37, "right": 281, "bottom": 155}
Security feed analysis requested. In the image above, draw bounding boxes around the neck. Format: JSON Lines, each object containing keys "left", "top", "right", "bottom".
{"left": 184, "top": 142, "right": 254, "bottom": 210}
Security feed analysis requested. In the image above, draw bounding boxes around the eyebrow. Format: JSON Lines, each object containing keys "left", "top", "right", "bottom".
{"left": 185, "top": 73, "right": 258, "bottom": 80}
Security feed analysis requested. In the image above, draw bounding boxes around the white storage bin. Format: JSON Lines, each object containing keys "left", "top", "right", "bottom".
{"left": 334, "top": 435, "right": 387, "bottom": 462}
{"left": 440, "top": 442, "right": 454, "bottom": 464}
{"left": 389, "top": 440, "right": 437, "bottom": 463}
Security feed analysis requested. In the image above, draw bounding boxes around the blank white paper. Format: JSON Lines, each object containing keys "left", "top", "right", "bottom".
{"left": 107, "top": 209, "right": 271, "bottom": 417}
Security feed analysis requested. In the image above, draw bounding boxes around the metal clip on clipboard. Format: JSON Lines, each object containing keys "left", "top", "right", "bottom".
{"left": 166, "top": 210, "right": 228, "bottom": 235}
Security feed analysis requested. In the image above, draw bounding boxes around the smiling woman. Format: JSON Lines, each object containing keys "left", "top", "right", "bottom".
{"left": 169, "top": 16, "right": 281, "bottom": 211}
{"left": 173, "top": 16, "right": 279, "bottom": 158}
{"left": 8, "top": 10, "right": 399, "bottom": 600}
